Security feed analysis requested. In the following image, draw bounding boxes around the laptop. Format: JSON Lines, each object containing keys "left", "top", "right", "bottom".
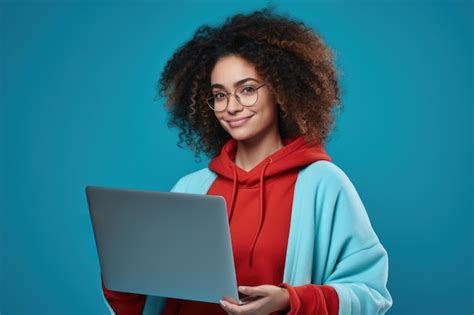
{"left": 85, "top": 185, "right": 259, "bottom": 305}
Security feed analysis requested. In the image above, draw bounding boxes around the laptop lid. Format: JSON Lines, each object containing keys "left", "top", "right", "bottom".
{"left": 85, "top": 185, "right": 245, "bottom": 305}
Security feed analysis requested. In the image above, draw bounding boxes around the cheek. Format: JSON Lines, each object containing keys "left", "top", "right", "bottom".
{"left": 213, "top": 112, "right": 222, "bottom": 122}
{"left": 214, "top": 113, "right": 227, "bottom": 129}
{"left": 258, "top": 103, "right": 279, "bottom": 125}
{"left": 259, "top": 93, "right": 278, "bottom": 115}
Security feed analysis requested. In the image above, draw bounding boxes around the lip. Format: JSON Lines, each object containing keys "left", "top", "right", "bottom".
{"left": 226, "top": 115, "right": 254, "bottom": 128}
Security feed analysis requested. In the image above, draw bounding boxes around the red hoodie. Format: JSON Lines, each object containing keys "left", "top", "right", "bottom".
{"left": 102, "top": 135, "right": 339, "bottom": 315}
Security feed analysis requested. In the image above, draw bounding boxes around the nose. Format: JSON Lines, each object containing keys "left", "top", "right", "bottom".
{"left": 226, "top": 93, "right": 243, "bottom": 114}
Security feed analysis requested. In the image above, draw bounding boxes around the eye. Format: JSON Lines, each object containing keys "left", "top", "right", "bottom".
{"left": 213, "top": 92, "right": 226, "bottom": 99}
{"left": 240, "top": 86, "right": 256, "bottom": 94}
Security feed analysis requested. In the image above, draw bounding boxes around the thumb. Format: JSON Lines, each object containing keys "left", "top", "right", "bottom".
{"left": 238, "top": 285, "right": 269, "bottom": 297}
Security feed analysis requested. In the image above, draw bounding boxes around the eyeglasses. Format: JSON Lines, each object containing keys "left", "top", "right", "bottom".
{"left": 206, "top": 83, "right": 266, "bottom": 112}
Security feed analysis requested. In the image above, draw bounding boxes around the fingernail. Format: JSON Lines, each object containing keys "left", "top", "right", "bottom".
{"left": 220, "top": 300, "right": 226, "bottom": 307}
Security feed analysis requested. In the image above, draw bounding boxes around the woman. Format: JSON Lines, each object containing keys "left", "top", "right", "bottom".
{"left": 102, "top": 7, "right": 393, "bottom": 315}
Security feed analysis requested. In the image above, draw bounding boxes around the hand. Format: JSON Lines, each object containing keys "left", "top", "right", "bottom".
{"left": 220, "top": 285, "right": 290, "bottom": 315}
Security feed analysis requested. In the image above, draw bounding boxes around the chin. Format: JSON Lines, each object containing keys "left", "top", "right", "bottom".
{"left": 225, "top": 127, "right": 258, "bottom": 142}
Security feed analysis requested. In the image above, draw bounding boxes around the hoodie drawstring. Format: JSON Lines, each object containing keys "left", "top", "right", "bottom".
{"left": 228, "top": 164, "right": 238, "bottom": 223}
{"left": 249, "top": 157, "right": 272, "bottom": 267}
{"left": 227, "top": 157, "right": 273, "bottom": 267}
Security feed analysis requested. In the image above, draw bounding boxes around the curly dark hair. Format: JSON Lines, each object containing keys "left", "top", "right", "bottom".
{"left": 157, "top": 5, "right": 342, "bottom": 159}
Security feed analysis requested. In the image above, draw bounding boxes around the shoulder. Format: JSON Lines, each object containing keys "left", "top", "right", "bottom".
{"left": 299, "top": 161, "right": 375, "bottom": 231}
{"left": 298, "top": 160, "right": 356, "bottom": 191}
{"left": 296, "top": 160, "right": 367, "bottom": 215}
{"left": 177, "top": 167, "right": 215, "bottom": 183}
{"left": 171, "top": 167, "right": 217, "bottom": 193}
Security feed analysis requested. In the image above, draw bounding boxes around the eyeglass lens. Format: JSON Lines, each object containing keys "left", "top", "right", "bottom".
{"left": 208, "top": 85, "right": 259, "bottom": 111}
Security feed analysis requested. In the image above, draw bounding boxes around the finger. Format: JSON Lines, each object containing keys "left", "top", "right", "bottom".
{"left": 221, "top": 300, "right": 245, "bottom": 314}
{"left": 220, "top": 300, "right": 240, "bottom": 314}
{"left": 219, "top": 300, "right": 236, "bottom": 315}
{"left": 221, "top": 296, "right": 268, "bottom": 314}
{"left": 221, "top": 296, "right": 245, "bottom": 306}
{"left": 239, "top": 295, "right": 261, "bottom": 304}
{"left": 239, "top": 285, "right": 269, "bottom": 297}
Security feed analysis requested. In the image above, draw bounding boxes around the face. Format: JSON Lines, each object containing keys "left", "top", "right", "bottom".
{"left": 210, "top": 55, "right": 280, "bottom": 143}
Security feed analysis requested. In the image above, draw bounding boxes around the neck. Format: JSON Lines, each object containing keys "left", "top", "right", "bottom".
{"left": 234, "top": 126, "right": 284, "bottom": 172}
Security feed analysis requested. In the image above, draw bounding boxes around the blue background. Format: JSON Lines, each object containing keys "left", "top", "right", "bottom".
{"left": 1, "top": 1, "right": 472, "bottom": 314}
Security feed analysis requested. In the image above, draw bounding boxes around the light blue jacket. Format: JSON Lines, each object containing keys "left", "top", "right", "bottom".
{"left": 103, "top": 160, "right": 393, "bottom": 314}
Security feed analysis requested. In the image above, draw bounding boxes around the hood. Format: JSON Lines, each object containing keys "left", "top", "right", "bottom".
{"left": 208, "top": 135, "right": 332, "bottom": 266}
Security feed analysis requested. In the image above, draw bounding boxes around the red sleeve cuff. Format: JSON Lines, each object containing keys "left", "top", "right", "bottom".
{"left": 277, "top": 282, "right": 339, "bottom": 315}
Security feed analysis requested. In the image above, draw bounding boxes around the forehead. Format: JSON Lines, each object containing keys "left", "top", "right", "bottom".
{"left": 210, "top": 55, "right": 261, "bottom": 86}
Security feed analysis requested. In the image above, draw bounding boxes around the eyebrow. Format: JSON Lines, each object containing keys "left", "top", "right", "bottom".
{"left": 211, "top": 78, "right": 260, "bottom": 90}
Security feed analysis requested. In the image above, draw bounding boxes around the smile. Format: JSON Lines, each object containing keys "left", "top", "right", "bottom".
{"left": 226, "top": 116, "right": 253, "bottom": 128}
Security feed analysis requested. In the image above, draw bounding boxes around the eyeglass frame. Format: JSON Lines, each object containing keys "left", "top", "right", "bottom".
{"left": 206, "top": 83, "right": 266, "bottom": 112}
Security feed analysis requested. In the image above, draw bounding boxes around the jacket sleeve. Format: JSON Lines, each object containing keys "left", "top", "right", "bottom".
{"left": 277, "top": 283, "right": 339, "bottom": 315}
{"left": 101, "top": 272, "right": 146, "bottom": 315}
{"left": 319, "top": 165, "right": 393, "bottom": 314}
